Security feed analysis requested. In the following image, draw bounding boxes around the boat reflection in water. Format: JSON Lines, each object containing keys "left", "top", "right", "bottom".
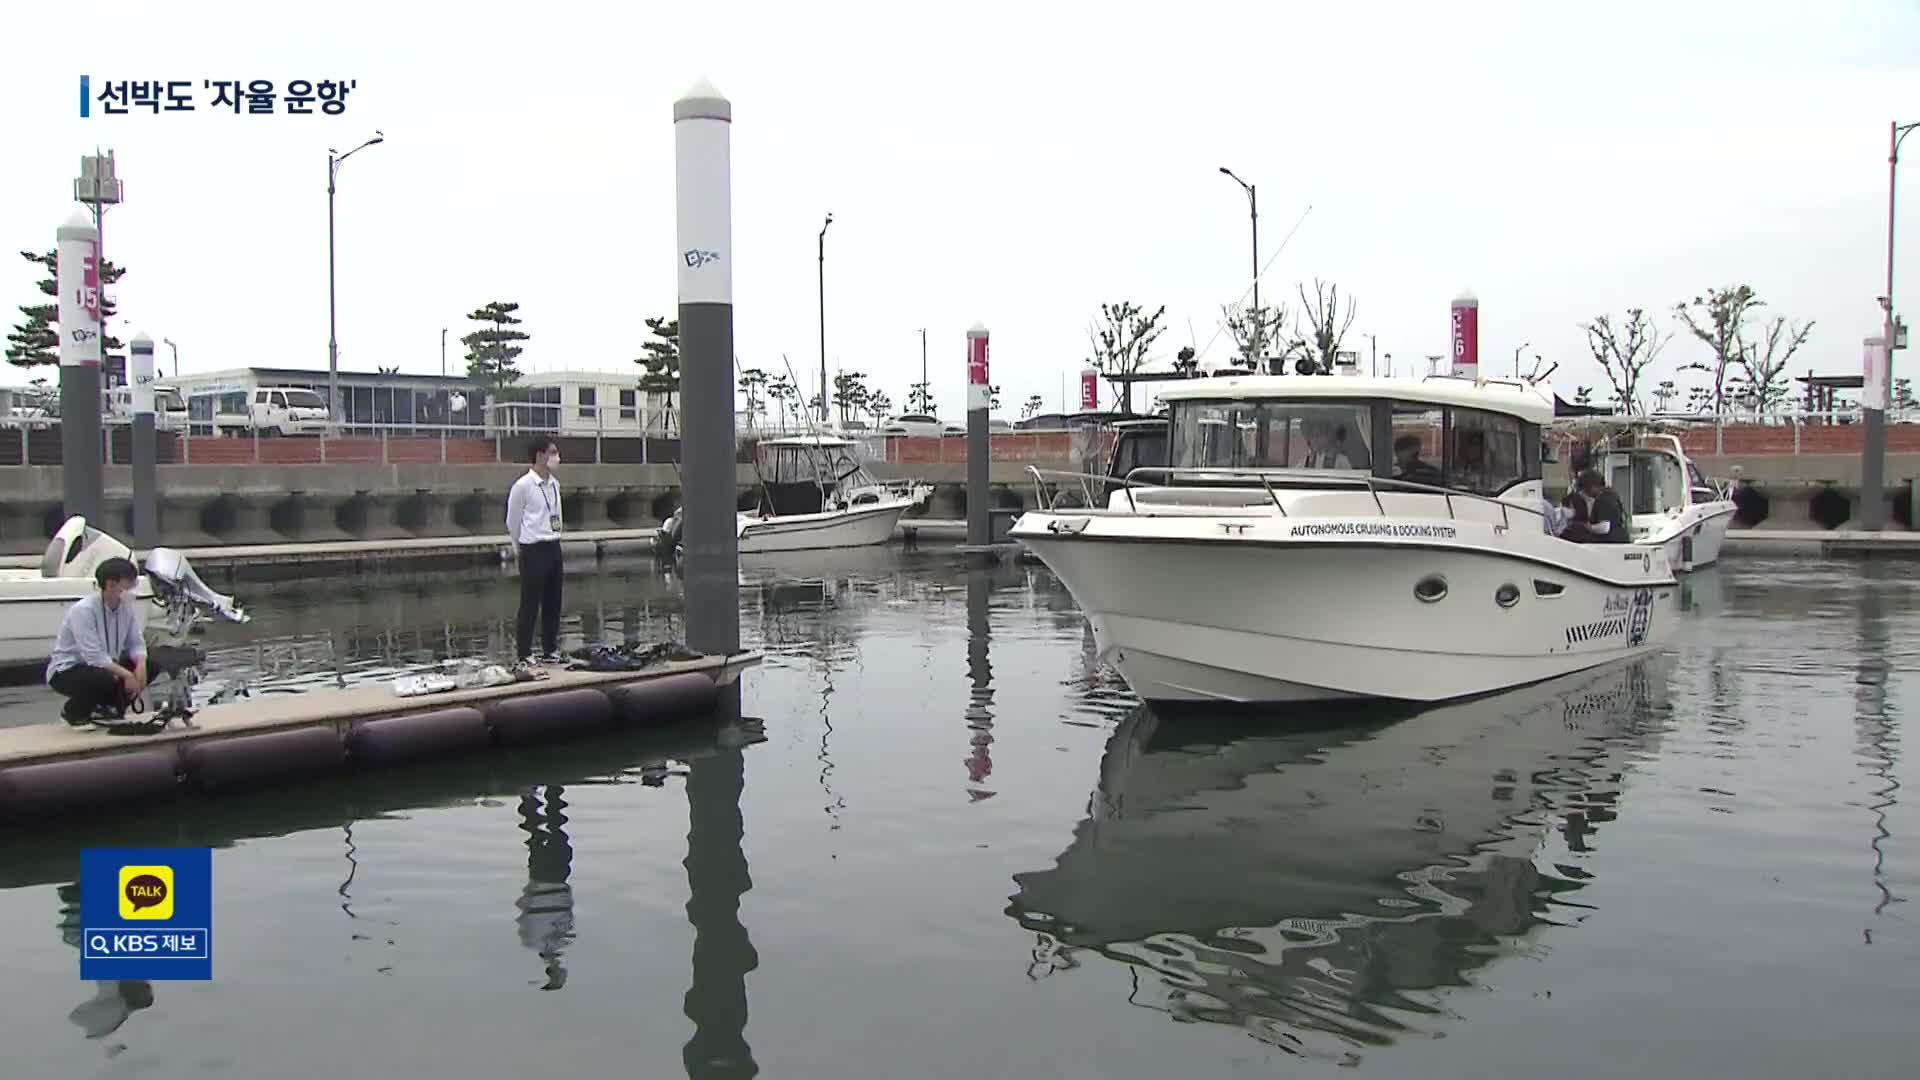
{"left": 1006, "top": 654, "right": 1671, "bottom": 1060}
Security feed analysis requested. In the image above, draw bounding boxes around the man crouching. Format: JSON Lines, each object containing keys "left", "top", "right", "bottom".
{"left": 47, "top": 557, "right": 147, "bottom": 726}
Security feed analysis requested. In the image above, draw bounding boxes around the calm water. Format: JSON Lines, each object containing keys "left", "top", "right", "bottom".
{"left": 0, "top": 549, "right": 1914, "bottom": 1078}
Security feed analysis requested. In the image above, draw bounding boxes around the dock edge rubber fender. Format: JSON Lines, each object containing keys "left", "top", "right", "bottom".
{"left": 181, "top": 727, "right": 348, "bottom": 795}
{"left": 482, "top": 688, "right": 616, "bottom": 747}
{"left": 345, "top": 707, "right": 491, "bottom": 768}
{"left": 604, "top": 673, "right": 720, "bottom": 727}
{"left": 0, "top": 750, "right": 182, "bottom": 823}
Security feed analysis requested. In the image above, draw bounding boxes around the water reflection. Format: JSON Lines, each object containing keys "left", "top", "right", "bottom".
{"left": 1853, "top": 563, "right": 1902, "bottom": 923}
{"left": 1007, "top": 656, "right": 1671, "bottom": 1061}
{"left": 516, "top": 786, "right": 576, "bottom": 990}
{"left": 683, "top": 686, "right": 759, "bottom": 1079}
{"left": 966, "top": 569, "right": 996, "bottom": 797}
{"left": 54, "top": 883, "right": 155, "bottom": 1053}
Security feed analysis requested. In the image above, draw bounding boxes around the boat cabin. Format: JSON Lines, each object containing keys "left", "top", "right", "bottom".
{"left": 1592, "top": 432, "right": 1724, "bottom": 517}
{"left": 754, "top": 435, "right": 885, "bottom": 515}
{"left": 1148, "top": 373, "right": 1554, "bottom": 498}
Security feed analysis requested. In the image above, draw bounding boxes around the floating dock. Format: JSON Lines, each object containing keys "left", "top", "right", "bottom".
{"left": 1724, "top": 529, "right": 1920, "bottom": 559}
{"left": 0, "top": 651, "right": 761, "bottom": 823}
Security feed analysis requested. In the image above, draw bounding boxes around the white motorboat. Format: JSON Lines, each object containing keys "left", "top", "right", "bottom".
{"left": 1010, "top": 372, "right": 1681, "bottom": 706}
{"left": 0, "top": 516, "right": 156, "bottom": 671}
{"left": 1586, "top": 425, "right": 1738, "bottom": 572}
{"left": 656, "top": 435, "right": 931, "bottom": 556}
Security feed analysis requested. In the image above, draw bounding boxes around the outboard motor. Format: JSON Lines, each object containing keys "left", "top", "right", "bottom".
{"left": 143, "top": 547, "right": 248, "bottom": 625}
{"left": 133, "top": 548, "right": 250, "bottom": 728}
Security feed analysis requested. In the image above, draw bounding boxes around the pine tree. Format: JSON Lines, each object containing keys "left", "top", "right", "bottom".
{"left": 461, "top": 301, "right": 529, "bottom": 392}
{"left": 6, "top": 248, "right": 127, "bottom": 369}
{"left": 636, "top": 316, "right": 680, "bottom": 417}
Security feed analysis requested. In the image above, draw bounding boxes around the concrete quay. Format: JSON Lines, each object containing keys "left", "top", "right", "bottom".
{"left": 0, "top": 461, "right": 1037, "bottom": 556}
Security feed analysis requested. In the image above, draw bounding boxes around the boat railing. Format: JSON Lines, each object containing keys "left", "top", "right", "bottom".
{"left": 1024, "top": 466, "right": 1163, "bottom": 514}
{"left": 1113, "top": 466, "right": 1557, "bottom": 531}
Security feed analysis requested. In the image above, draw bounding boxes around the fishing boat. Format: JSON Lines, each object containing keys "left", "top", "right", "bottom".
{"left": 656, "top": 435, "right": 932, "bottom": 557}
{"left": 1581, "top": 423, "right": 1738, "bottom": 572}
{"left": 0, "top": 516, "right": 156, "bottom": 671}
{"left": 1010, "top": 372, "right": 1680, "bottom": 706}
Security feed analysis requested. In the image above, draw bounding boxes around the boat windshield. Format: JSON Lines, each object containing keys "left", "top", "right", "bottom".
{"left": 1171, "top": 401, "right": 1372, "bottom": 471}
{"left": 1604, "top": 451, "right": 1685, "bottom": 515}
{"left": 1167, "top": 395, "right": 1536, "bottom": 496}
{"left": 765, "top": 443, "right": 871, "bottom": 488}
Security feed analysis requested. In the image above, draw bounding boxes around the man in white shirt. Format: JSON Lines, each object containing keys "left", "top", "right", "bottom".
{"left": 506, "top": 437, "right": 565, "bottom": 663}
{"left": 47, "top": 556, "right": 148, "bottom": 726}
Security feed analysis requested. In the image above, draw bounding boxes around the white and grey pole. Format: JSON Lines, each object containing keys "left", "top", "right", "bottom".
{"left": 674, "top": 79, "right": 740, "bottom": 657}
{"left": 129, "top": 332, "right": 158, "bottom": 550}
{"left": 57, "top": 210, "right": 104, "bottom": 524}
{"left": 966, "top": 323, "right": 991, "bottom": 547}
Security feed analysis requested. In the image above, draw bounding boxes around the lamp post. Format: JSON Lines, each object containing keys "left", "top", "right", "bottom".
{"left": 1865, "top": 120, "right": 1917, "bottom": 532}
{"left": 328, "top": 130, "right": 384, "bottom": 428}
{"left": 1514, "top": 341, "right": 1530, "bottom": 379}
{"left": 1219, "top": 168, "right": 1258, "bottom": 321}
{"left": 440, "top": 326, "right": 448, "bottom": 378}
{"left": 162, "top": 338, "right": 177, "bottom": 377}
{"left": 817, "top": 212, "right": 833, "bottom": 424}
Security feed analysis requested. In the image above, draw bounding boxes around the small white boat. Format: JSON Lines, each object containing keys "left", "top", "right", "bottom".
{"left": 1011, "top": 372, "right": 1681, "bottom": 707}
{"left": 1586, "top": 427, "right": 1738, "bottom": 572}
{"left": 0, "top": 516, "right": 156, "bottom": 670}
{"left": 656, "top": 435, "right": 931, "bottom": 557}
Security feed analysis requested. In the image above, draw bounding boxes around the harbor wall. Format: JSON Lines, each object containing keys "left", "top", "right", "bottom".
{"left": 0, "top": 453, "right": 1914, "bottom": 555}
{"left": 0, "top": 461, "right": 1044, "bottom": 554}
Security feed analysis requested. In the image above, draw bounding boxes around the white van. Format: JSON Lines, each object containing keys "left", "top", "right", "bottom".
{"left": 106, "top": 384, "right": 190, "bottom": 431}
{"left": 216, "top": 387, "right": 330, "bottom": 437}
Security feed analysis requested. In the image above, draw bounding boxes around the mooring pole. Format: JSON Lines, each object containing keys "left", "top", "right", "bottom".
{"left": 966, "top": 323, "right": 991, "bottom": 548}
{"left": 129, "top": 332, "right": 158, "bottom": 550}
{"left": 57, "top": 210, "right": 104, "bottom": 525}
{"left": 674, "top": 79, "right": 740, "bottom": 657}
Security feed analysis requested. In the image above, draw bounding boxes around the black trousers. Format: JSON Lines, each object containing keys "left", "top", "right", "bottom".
{"left": 517, "top": 540, "right": 563, "bottom": 659}
{"left": 50, "top": 654, "right": 136, "bottom": 721}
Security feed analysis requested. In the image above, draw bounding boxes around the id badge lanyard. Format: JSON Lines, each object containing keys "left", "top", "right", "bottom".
{"left": 538, "top": 478, "right": 560, "bottom": 534}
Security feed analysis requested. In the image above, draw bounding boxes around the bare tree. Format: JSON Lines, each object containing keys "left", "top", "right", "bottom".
{"left": 1579, "top": 308, "right": 1670, "bottom": 415}
{"left": 1222, "top": 300, "right": 1291, "bottom": 372}
{"left": 1733, "top": 315, "right": 1814, "bottom": 417}
{"left": 1085, "top": 301, "right": 1166, "bottom": 412}
{"left": 1675, "top": 285, "right": 1762, "bottom": 417}
{"left": 1293, "top": 279, "right": 1356, "bottom": 374}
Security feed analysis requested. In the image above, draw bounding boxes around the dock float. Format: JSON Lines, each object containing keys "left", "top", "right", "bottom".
{"left": 1724, "top": 529, "right": 1920, "bottom": 559}
{"left": 0, "top": 651, "right": 761, "bottom": 823}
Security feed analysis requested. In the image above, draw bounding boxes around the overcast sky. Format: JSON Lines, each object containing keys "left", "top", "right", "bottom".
{"left": 3, "top": 0, "right": 1917, "bottom": 418}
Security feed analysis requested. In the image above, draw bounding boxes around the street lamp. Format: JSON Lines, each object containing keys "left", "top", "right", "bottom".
{"left": 162, "top": 337, "right": 177, "bottom": 377}
{"left": 1514, "top": 341, "right": 1530, "bottom": 378}
{"left": 327, "top": 130, "right": 384, "bottom": 427}
{"left": 1219, "top": 167, "right": 1259, "bottom": 323}
{"left": 817, "top": 212, "right": 833, "bottom": 424}
{"left": 1865, "top": 120, "right": 1918, "bottom": 531}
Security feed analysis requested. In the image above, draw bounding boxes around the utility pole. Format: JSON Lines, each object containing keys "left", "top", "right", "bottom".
{"left": 919, "top": 327, "right": 928, "bottom": 409}
{"left": 817, "top": 212, "right": 833, "bottom": 423}
{"left": 327, "top": 130, "right": 384, "bottom": 428}
{"left": 1865, "top": 119, "right": 1917, "bottom": 531}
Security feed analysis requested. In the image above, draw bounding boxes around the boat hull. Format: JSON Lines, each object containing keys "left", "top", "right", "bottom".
{"left": 0, "top": 577, "right": 157, "bottom": 670}
{"left": 1641, "top": 503, "right": 1735, "bottom": 572}
{"left": 1017, "top": 530, "right": 1678, "bottom": 706}
{"left": 736, "top": 499, "right": 914, "bottom": 554}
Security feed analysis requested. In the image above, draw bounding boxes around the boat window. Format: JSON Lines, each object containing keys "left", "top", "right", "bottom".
{"left": 1618, "top": 453, "right": 1684, "bottom": 515}
{"left": 1390, "top": 405, "right": 1445, "bottom": 487}
{"left": 1170, "top": 401, "right": 1370, "bottom": 471}
{"left": 1445, "top": 408, "right": 1523, "bottom": 495}
{"left": 1173, "top": 402, "right": 1266, "bottom": 468}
